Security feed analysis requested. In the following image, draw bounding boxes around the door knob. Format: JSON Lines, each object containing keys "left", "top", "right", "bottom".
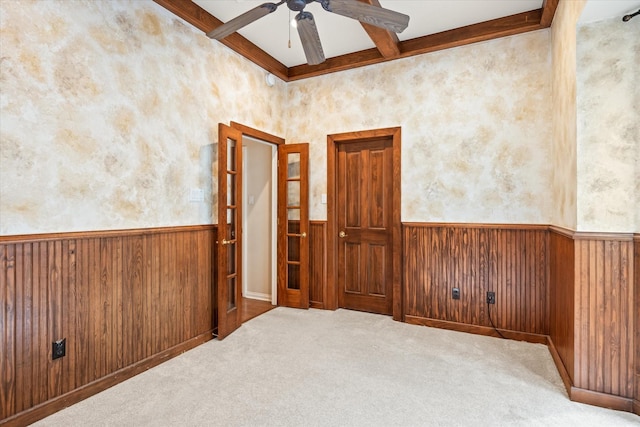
{"left": 339, "top": 231, "right": 347, "bottom": 238}
{"left": 301, "top": 232, "right": 307, "bottom": 238}
{"left": 221, "top": 239, "right": 231, "bottom": 245}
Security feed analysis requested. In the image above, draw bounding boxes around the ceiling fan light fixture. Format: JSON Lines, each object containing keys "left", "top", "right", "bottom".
{"left": 208, "top": 0, "right": 409, "bottom": 66}
{"left": 286, "top": 0, "right": 313, "bottom": 12}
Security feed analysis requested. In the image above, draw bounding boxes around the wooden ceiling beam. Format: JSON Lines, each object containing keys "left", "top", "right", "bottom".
{"left": 540, "top": 0, "right": 560, "bottom": 27}
{"left": 288, "top": 9, "right": 543, "bottom": 81}
{"left": 357, "top": 0, "right": 401, "bottom": 58}
{"left": 152, "top": 0, "right": 288, "bottom": 81}
{"left": 398, "top": 9, "right": 543, "bottom": 58}
{"left": 153, "top": 3, "right": 558, "bottom": 82}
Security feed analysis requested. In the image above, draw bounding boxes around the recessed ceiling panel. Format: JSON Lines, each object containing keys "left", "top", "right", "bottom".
{"left": 193, "top": 0, "right": 545, "bottom": 67}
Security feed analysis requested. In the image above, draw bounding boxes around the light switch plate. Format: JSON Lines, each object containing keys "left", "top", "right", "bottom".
{"left": 321, "top": 194, "right": 327, "bottom": 204}
{"left": 189, "top": 188, "right": 204, "bottom": 202}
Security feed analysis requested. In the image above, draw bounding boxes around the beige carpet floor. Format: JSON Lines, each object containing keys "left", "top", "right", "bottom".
{"left": 34, "top": 308, "right": 639, "bottom": 426}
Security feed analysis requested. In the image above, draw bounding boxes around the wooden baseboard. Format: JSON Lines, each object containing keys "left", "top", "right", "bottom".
{"left": 570, "top": 387, "right": 634, "bottom": 412}
{"left": 310, "top": 301, "right": 324, "bottom": 309}
{"left": 546, "top": 336, "right": 573, "bottom": 395}
{"left": 244, "top": 291, "right": 271, "bottom": 302}
{"left": 1, "top": 331, "right": 214, "bottom": 427}
{"left": 406, "top": 318, "right": 637, "bottom": 414}
{"left": 545, "top": 337, "right": 635, "bottom": 413}
{"left": 404, "top": 315, "right": 548, "bottom": 344}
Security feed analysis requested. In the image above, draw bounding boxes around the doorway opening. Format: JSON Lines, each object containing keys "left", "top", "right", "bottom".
{"left": 216, "top": 122, "right": 309, "bottom": 338}
{"left": 241, "top": 136, "right": 277, "bottom": 322}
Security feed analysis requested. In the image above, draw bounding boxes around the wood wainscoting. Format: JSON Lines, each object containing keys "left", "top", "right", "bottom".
{"left": 2, "top": 222, "right": 637, "bottom": 421}
{"left": 635, "top": 234, "right": 640, "bottom": 415}
{"left": 548, "top": 228, "right": 575, "bottom": 390}
{"left": 309, "top": 221, "right": 327, "bottom": 309}
{"left": 549, "top": 227, "right": 637, "bottom": 412}
{"left": 402, "top": 223, "right": 549, "bottom": 342}
{"left": 0, "top": 225, "right": 215, "bottom": 426}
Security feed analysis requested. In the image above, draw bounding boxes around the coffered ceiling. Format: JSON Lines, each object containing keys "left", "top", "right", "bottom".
{"left": 152, "top": 1, "right": 638, "bottom": 81}
{"left": 194, "top": 0, "right": 543, "bottom": 67}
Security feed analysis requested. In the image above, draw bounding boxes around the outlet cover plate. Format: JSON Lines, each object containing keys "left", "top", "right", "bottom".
{"left": 487, "top": 291, "right": 496, "bottom": 304}
{"left": 52, "top": 338, "right": 66, "bottom": 360}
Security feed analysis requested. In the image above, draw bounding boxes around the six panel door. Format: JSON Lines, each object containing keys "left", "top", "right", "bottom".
{"left": 337, "top": 138, "right": 394, "bottom": 315}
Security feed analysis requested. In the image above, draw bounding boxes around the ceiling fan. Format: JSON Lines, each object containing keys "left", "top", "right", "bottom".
{"left": 206, "top": 0, "right": 410, "bottom": 65}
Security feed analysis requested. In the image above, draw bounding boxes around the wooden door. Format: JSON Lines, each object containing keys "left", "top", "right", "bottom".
{"left": 337, "top": 138, "right": 394, "bottom": 315}
{"left": 216, "top": 123, "right": 243, "bottom": 339}
{"left": 277, "top": 143, "right": 310, "bottom": 308}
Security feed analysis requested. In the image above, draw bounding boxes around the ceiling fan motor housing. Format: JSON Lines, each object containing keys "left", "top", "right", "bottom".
{"left": 287, "top": 0, "right": 313, "bottom": 12}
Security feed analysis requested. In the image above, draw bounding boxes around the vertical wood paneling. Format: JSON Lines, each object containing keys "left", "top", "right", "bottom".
{"left": 1, "top": 244, "right": 16, "bottom": 416}
{"left": 36, "top": 242, "right": 48, "bottom": 405}
{"left": 403, "top": 224, "right": 548, "bottom": 335}
{"left": 309, "top": 221, "right": 326, "bottom": 308}
{"left": 549, "top": 229, "right": 575, "bottom": 383}
{"left": 75, "top": 239, "right": 89, "bottom": 388}
{"left": 573, "top": 237, "right": 635, "bottom": 398}
{"left": 0, "top": 226, "right": 214, "bottom": 422}
{"left": 634, "top": 236, "right": 640, "bottom": 411}
{"left": 15, "top": 243, "right": 27, "bottom": 413}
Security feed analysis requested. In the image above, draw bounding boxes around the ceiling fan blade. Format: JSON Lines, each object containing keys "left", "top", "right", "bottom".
{"left": 296, "top": 12, "right": 325, "bottom": 65}
{"left": 320, "top": 0, "right": 409, "bottom": 33}
{"left": 206, "top": 3, "right": 279, "bottom": 40}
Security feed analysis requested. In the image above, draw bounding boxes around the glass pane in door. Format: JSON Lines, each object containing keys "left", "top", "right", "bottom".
{"left": 287, "top": 264, "right": 300, "bottom": 290}
{"left": 288, "top": 235, "right": 300, "bottom": 262}
{"left": 287, "top": 182, "right": 300, "bottom": 207}
{"left": 288, "top": 153, "right": 300, "bottom": 178}
{"left": 226, "top": 208, "right": 236, "bottom": 239}
{"left": 227, "top": 241, "right": 236, "bottom": 275}
{"left": 227, "top": 277, "right": 236, "bottom": 309}
{"left": 227, "top": 173, "right": 236, "bottom": 206}
{"left": 227, "top": 139, "right": 236, "bottom": 172}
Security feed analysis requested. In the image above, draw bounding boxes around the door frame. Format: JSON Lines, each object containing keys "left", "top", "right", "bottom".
{"left": 230, "top": 122, "right": 283, "bottom": 307}
{"left": 327, "top": 127, "right": 403, "bottom": 321}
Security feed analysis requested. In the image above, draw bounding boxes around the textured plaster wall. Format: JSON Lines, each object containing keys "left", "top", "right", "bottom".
{"left": 5, "top": 0, "right": 614, "bottom": 233}
{"left": 286, "top": 31, "right": 553, "bottom": 223}
{"left": 549, "top": 0, "right": 585, "bottom": 230}
{"left": 0, "top": 0, "right": 286, "bottom": 235}
{"left": 576, "top": 17, "right": 640, "bottom": 233}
